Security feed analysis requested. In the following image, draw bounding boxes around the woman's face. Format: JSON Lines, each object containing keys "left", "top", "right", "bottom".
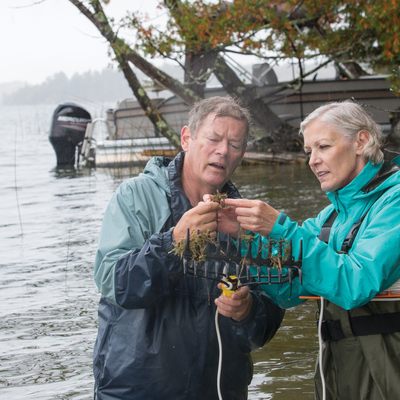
{"left": 303, "top": 119, "right": 368, "bottom": 192}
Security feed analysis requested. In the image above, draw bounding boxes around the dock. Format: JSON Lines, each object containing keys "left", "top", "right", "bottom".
{"left": 95, "top": 150, "right": 306, "bottom": 168}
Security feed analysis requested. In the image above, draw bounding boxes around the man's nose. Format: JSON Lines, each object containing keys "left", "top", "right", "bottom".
{"left": 216, "top": 141, "right": 229, "bottom": 156}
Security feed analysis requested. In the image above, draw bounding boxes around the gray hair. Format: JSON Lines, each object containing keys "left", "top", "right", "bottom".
{"left": 188, "top": 95, "right": 251, "bottom": 147}
{"left": 299, "top": 100, "right": 385, "bottom": 164}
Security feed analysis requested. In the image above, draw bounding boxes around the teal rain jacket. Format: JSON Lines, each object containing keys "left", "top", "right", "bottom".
{"left": 260, "top": 156, "right": 400, "bottom": 310}
{"left": 258, "top": 156, "right": 400, "bottom": 400}
{"left": 93, "top": 152, "right": 284, "bottom": 400}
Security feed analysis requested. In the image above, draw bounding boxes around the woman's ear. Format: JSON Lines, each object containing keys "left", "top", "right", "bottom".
{"left": 181, "top": 126, "right": 191, "bottom": 152}
{"left": 356, "top": 130, "right": 370, "bottom": 155}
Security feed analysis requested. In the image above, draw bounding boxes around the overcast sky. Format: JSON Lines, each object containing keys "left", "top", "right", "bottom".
{"left": 1, "top": 0, "right": 338, "bottom": 88}
{"left": 1, "top": 0, "right": 165, "bottom": 85}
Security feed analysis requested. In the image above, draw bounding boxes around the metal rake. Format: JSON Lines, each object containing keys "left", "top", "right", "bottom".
{"left": 182, "top": 230, "right": 302, "bottom": 288}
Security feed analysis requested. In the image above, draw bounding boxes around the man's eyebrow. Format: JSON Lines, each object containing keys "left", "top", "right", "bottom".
{"left": 210, "top": 131, "right": 242, "bottom": 141}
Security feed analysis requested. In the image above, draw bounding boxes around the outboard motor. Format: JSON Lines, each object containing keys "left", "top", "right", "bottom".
{"left": 49, "top": 103, "right": 91, "bottom": 165}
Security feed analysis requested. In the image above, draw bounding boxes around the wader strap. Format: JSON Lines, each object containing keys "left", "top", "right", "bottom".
{"left": 318, "top": 160, "right": 396, "bottom": 252}
{"left": 339, "top": 309, "right": 355, "bottom": 338}
{"left": 319, "top": 188, "right": 389, "bottom": 253}
{"left": 318, "top": 211, "right": 338, "bottom": 244}
{"left": 340, "top": 192, "right": 386, "bottom": 253}
{"left": 321, "top": 312, "right": 400, "bottom": 341}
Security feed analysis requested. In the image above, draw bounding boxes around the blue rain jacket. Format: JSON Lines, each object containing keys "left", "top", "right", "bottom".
{"left": 259, "top": 156, "right": 400, "bottom": 310}
{"left": 93, "top": 152, "right": 284, "bottom": 400}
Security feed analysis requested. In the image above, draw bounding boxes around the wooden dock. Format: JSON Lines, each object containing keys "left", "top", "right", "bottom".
{"left": 95, "top": 150, "right": 306, "bottom": 168}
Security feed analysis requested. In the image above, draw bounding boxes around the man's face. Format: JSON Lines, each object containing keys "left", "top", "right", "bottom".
{"left": 181, "top": 113, "right": 247, "bottom": 193}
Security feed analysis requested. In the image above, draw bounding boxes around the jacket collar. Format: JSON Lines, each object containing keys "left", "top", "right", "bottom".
{"left": 167, "top": 151, "right": 241, "bottom": 226}
{"left": 326, "top": 158, "right": 400, "bottom": 209}
{"left": 326, "top": 161, "right": 381, "bottom": 205}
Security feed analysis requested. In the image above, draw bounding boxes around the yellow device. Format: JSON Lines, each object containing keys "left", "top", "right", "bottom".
{"left": 221, "top": 276, "right": 239, "bottom": 298}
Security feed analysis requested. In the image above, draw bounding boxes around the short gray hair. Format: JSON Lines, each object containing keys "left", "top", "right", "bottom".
{"left": 300, "top": 100, "right": 385, "bottom": 164}
{"left": 188, "top": 95, "right": 251, "bottom": 147}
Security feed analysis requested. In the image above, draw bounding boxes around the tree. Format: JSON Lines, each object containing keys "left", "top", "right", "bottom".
{"left": 70, "top": 0, "right": 400, "bottom": 153}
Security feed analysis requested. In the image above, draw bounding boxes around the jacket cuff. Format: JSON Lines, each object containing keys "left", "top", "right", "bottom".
{"left": 270, "top": 212, "right": 289, "bottom": 237}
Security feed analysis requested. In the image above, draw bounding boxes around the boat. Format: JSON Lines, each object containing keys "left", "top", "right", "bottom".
{"left": 49, "top": 69, "right": 400, "bottom": 168}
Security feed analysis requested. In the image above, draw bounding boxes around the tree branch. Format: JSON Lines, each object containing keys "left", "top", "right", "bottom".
{"left": 70, "top": 0, "right": 182, "bottom": 149}
{"left": 70, "top": 0, "right": 202, "bottom": 106}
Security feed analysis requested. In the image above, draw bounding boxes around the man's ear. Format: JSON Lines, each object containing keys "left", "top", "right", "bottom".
{"left": 356, "top": 130, "right": 370, "bottom": 155}
{"left": 181, "top": 126, "right": 191, "bottom": 151}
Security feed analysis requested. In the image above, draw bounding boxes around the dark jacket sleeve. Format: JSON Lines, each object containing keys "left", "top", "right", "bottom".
{"left": 94, "top": 177, "right": 182, "bottom": 308}
{"left": 114, "top": 228, "right": 183, "bottom": 308}
{"left": 229, "top": 288, "right": 285, "bottom": 352}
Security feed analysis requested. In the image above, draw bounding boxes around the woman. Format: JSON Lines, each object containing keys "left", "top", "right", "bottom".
{"left": 220, "top": 101, "right": 400, "bottom": 400}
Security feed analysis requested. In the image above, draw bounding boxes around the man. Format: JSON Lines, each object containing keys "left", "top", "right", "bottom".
{"left": 93, "top": 96, "right": 284, "bottom": 400}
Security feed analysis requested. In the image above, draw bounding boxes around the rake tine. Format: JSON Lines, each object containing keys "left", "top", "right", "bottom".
{"left": 245, "top": 237, "right": 252, "bottom": 259}
{"left": 204, "top": 261, "right": 209, "bottom": 279}
{"left": 235, "top": 263, "right": 240, "bottom": 279}
{"left": 183, "top": 228, "right": 191, "bottom": 258}
{"left": 193, "top": 260, "right": 198, "bottom": 277}
{"left": 257, "top": 236, "right": 262, "bottom": 259}
{"left": 268, "top": 266, "right": 271, "bottom": 284}
{"left": 289, "top": 239, "right": 293, "bottom": 261}
{"left": 216, "top": 231, "right": 221, "bottom": 255}
{"left": 226, "top": 236, "right": 232, "bottom": 258}
{"left": 288, "top": 267, "right": 292, "bottom": 284}
{"left": 214, "top": 261, "right": 220, "bottom": 280}
{"left": 257, "top": 266, "right": 261, "bottom": 283}
{"left": 205, "top": 241, "right": 213, "bottom": 258}
{"left": 183, "top": 258, "right": 188, "bottom": 274}
{"left": 236, "top": 234, "right": 242, "bottom": 258}
{"left": 224, "top": 262, "right": 229, "bottom": 280}
{"left": 246, "top": 264, "right": 251, "bottom": 280}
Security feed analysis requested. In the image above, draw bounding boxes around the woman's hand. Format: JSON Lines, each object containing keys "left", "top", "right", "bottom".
{"left": 223, "top": 198, "right": 280, "bottom": 237}
{"left": 203, "top": 194, "right": 240, "bottom": 237}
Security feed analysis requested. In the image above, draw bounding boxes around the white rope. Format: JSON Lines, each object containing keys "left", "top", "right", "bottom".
{"left": 215, "top": 309, "right": 223, "bottom": 400}
{"left": 318, "top": 297, "right": 326, "bottom": 400}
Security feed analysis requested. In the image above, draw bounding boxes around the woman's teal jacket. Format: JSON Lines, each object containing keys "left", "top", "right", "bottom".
{"left": 260, "top": 156, "right": 400, "bottom": 310}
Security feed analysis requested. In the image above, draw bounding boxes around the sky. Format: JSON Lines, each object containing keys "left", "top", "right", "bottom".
{"left": 1, "top": 0, "right": 337, "bottom": 89}
{"left": 1, "top": 0, "right": 164, "bottom": 85}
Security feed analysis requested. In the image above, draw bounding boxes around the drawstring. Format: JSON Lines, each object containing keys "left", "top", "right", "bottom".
{"left": 215, "top": 309, "right": 223, "bottom": 400}
{"left": 318, "top": 298, "right": 326, "bottom": 400}
{"left": 334, "top": 191, "right": 340, "bottom": 214}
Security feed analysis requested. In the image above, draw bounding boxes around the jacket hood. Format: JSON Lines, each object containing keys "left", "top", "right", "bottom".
{"left": 139, "top": 155, "right": 172, "bottom": 196}
{"left": 327, "top": 156, "right": 400, "bottom": 210}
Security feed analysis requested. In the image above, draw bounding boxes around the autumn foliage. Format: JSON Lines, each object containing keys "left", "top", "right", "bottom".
{"left": 127, "top": 0, "right": 400, "bottom": 89}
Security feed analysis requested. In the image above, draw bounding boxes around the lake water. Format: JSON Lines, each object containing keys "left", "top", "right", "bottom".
{"left": 0, "top": 104, "right": 330, "bottom": 399}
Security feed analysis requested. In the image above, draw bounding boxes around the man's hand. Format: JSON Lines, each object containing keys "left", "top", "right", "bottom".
{"left": 203, "top": 194, "right": 239, "bottom": 237}
{"left": 215, "top": 284, "right": 253, "bottom": 322}
{"left": 223, "top": 198, "right": 280, "bottom": 237}
{"left": 172, "top": 201, "right": 220, "bottom": 242}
